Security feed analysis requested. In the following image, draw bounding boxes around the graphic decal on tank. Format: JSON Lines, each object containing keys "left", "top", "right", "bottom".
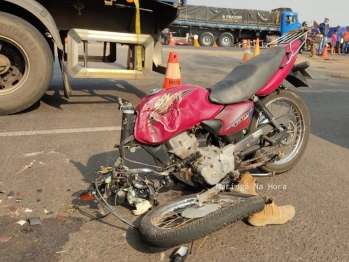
{"left": 227, "top": 106, "right": 253, "bottom": 130}
{"left": 148, "top": 88, "right": 195, "bottom": 131}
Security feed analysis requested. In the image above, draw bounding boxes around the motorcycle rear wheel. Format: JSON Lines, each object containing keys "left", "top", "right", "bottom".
{"left": 250, "top": 89, "right": 310, "bottom": 173}
{"left": 139, "top": 192, "right": 264, "bottom": 248}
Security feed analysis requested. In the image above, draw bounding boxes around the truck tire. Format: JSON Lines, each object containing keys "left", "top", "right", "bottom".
{"left": 198, "top": 32, "right": 215, "bottom": 46}
{"left": 0, "top": 12, "right": 54, "bottom": 115}
{"left": 218, "top": 32, "right": 234, "bottom": 47}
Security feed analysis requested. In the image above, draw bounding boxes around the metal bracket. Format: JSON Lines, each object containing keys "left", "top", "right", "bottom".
{"left": 67, "top": 29, "right": 154, "bottom": 80}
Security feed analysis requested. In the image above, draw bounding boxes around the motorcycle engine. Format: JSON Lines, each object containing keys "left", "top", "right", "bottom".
{"left": 167, "top": 132, "right": 236, "bottom": 186}
{"left": 166, "top": 132, "right": 199, "bottom": 159}
{"left": 193, "top": 144, "right": 236, "bottom": 185}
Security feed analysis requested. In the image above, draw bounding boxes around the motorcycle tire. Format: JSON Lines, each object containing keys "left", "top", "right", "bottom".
{"left": 139, "top": 192, "right": 265, "bottom": 248}
{"left": 250, "top": 89, "right": 310, "bottom": 174}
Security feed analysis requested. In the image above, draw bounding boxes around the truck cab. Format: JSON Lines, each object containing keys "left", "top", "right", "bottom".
{"left": 281, "top": 11, "right": 302, "bottom": 35}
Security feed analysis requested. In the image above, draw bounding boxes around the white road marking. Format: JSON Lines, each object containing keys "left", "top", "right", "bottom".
{"left": 0, "top": 126, "right": 121, "bottom": 137}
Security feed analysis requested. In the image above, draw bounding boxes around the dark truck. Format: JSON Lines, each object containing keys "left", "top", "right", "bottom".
{"left": 0, "top": 0, "right": 185, "bottom": 115}
{"left": 162, "top": 5, "right": 302, "bottom": 46}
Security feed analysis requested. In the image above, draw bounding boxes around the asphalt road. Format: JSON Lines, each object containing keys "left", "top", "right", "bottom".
{"left": 1, "top": 46, "right": 349, "bottom": 262}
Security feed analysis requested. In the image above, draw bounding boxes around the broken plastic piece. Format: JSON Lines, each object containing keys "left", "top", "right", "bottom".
{"left": 29, "top": 217, "right": 41, "bottom": 226}
{"left": 7, "top": 191, "right": 14, "bottom": 197}
{"left": 9, "top": 205, "right": 17, "bottom": 212}
{"left": 44, "top": 209, "right": 53, "bottom": 215}
{"left": 0, "top": 237, "right": 11, "bottom": 243}
{"left": 16, "top": 198, "right": 23, "bottom": 203}
{"left": 132, "top": 200, "right": 152, "bottom": 216}
{"left": 17, "top": 220, "right": 27, "bottom": 226}
{"left": 56, "top": 214, "right": 65, "bottom": 219}
{"left": 25, "top": 208, "right": 33, "bottom": 213}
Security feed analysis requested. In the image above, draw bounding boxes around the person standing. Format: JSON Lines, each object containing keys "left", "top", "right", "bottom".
{"left": 331, "top": 30, "right": 337, "bottom": 54}
{"left": 317, "top": 18, "right": 330, "bottom": 55}
{"left": 336, "top": 26, "right": 343, "bottom": 54}
{"left": 341, "top": 27, "right": 349, "bottom": 55}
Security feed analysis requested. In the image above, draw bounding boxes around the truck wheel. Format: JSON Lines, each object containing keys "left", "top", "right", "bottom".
{"left": 219, "top": 32, "right": 234, "bottom": 47}
{"left": 0, "top": 12, "right": 53, "bottom": 115}
{"left": 198, "top": 32, "right": 215, "bottom": 46}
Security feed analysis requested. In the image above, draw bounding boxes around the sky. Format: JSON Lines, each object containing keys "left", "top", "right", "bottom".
{"left": 187, "top": 0, "right": 347, "bottom": 27}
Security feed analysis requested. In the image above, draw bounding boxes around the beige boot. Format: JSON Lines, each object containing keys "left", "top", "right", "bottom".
{"left": 248, "top": 197, "right": 295, "bottom": 226}
{"left": 233, "top": 172, "right": 258, "bottom": 195}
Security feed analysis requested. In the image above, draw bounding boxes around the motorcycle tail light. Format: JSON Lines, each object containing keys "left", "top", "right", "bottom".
{"left": 79, "top": 192, "right": 95, "bottom": 201}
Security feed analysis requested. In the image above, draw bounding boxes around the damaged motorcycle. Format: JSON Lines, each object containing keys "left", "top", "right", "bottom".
{"left": 80, "top": 29, "right": 311, "bottom": 248}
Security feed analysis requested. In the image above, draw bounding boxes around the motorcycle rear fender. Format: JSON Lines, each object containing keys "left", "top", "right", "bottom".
{"left": 286, "top": 61, "right": 312, "bottom": 88}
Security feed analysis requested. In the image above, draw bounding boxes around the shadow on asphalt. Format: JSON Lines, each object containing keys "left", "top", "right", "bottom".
{"left": 40, "top": 80, "right": 146, "bottom": 110}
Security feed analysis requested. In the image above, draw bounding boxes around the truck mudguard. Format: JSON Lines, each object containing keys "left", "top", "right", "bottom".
{"left": 4, "top": 0, "right": 63, "bottom": 50}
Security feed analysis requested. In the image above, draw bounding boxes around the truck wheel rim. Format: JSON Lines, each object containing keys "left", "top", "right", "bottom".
{"left": 203, "top": 36, "right": 213, "bottom": 45}
{"left": 0, "top": 36, "right": 30, "bottom": 96}
{"left": 222, "top": 36, "right": 232, "bottom": 45}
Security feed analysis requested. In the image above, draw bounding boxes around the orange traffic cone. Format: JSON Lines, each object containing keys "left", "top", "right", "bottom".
{"left": 213, "top": 40, "right": 218, "bottom": 47}
{"left": 253, "top": 38, "right": 260, "bottom": 57}
{"left": 169, "top": 32, "right": 176, "bottom": 46}
{"left": 241, "top": 40, "right": 252, "bottom": 63}
{"left": 163, "top": 52, "right": 182, "bottom": 89}
{"left": 321, "top": 43, "right": 328, "bottom": 58}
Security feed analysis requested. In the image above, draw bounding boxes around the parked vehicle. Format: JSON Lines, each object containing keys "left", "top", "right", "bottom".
{"left": 0, "top": 0, "right": 185, "bottom": 115}
{"left": 80, "top": 29, "right": 311, "bottom": 248}
{"left": 162, "top": 5, "right": 302, "bottom": 46}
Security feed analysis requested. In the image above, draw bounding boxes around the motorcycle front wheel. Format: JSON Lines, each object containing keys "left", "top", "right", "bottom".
{"left": 250, "top": 89, "right": 310, "bottom": 173}
{"left": 139, "top": 192, "right": 264, "bottom": 248}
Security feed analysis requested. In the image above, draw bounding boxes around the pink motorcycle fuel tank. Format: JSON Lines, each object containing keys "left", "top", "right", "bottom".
{"left": 134, "top": 85, "right": 255, "bottom": 145}
{"left": 134, "top": 85, "right": 224, "bottom": 144}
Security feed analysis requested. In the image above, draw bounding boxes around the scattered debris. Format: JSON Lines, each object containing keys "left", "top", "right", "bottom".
{"left": 0, "top": 190, "right": 5, "bottom": 194}
{"left": 21, "top": 228, "right": 33, "bottom": 234}
{"left": 44, "top": 209, "right": 53, "bottom": 215}
{"left": 37, "top": 188, "right": 43, "bottom": 193}
{"left": 24, "top": 151, "right": 43, "bottom": 157}
{"left": 39, "top": 162, "right": 45, "bottom": 165}
{"left": 25, "top": 208, "right": 33, "bottom": 213}
{"left": 65, "top": 204, "right": 79, "bottom": 214}
{"left": 16, "top": 162, "right": 34, "bottom": 174}
{"left": 29, "top": 217, "right": 41, "bottom": 226}
{"left": 17, "top": 220, "right": 27, "bottom": 226}
{"left": 0, "top": 200, "right": 2, "bottom": 204}
{"left": 56, "top": 214, "right": 65, "bottom": 219}
{"left": 0, "top": 237, "right": 11, "bottom": 243}
{"left": 195, "top": 236, "right": 208, "bottom": 254}
{"left": 7, "top": 191, "right": 14, "bottom": 197}
{"left": 9, "top": 205, "right": 17, "bottom": 212}
{"left": 160, "top": 252, "right": 165, "bottom": 261}
{"left": 15, "top": 198, "right": 23, "bottom": 203}
{"left": 37, "top": 199, "right": 41, "bottom": 202}
{"left": 55, "top": 251, "right": 66, "bottom": 254}
{"left": 16, "top": 192, "right": 21, "bottom": 196}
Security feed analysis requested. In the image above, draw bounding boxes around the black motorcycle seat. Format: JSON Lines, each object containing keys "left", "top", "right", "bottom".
{"left": 209, "top": 47, "right": 286, "bottom": 105}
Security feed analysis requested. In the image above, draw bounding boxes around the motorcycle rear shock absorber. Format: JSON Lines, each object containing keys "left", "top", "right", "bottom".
{"left": 251, "top": 95, "right": 283, "bottom": 132}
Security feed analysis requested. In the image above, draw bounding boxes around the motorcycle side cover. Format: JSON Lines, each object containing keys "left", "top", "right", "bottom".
{"left": 134, "top": 85, "right": 223, "bottom": 144}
